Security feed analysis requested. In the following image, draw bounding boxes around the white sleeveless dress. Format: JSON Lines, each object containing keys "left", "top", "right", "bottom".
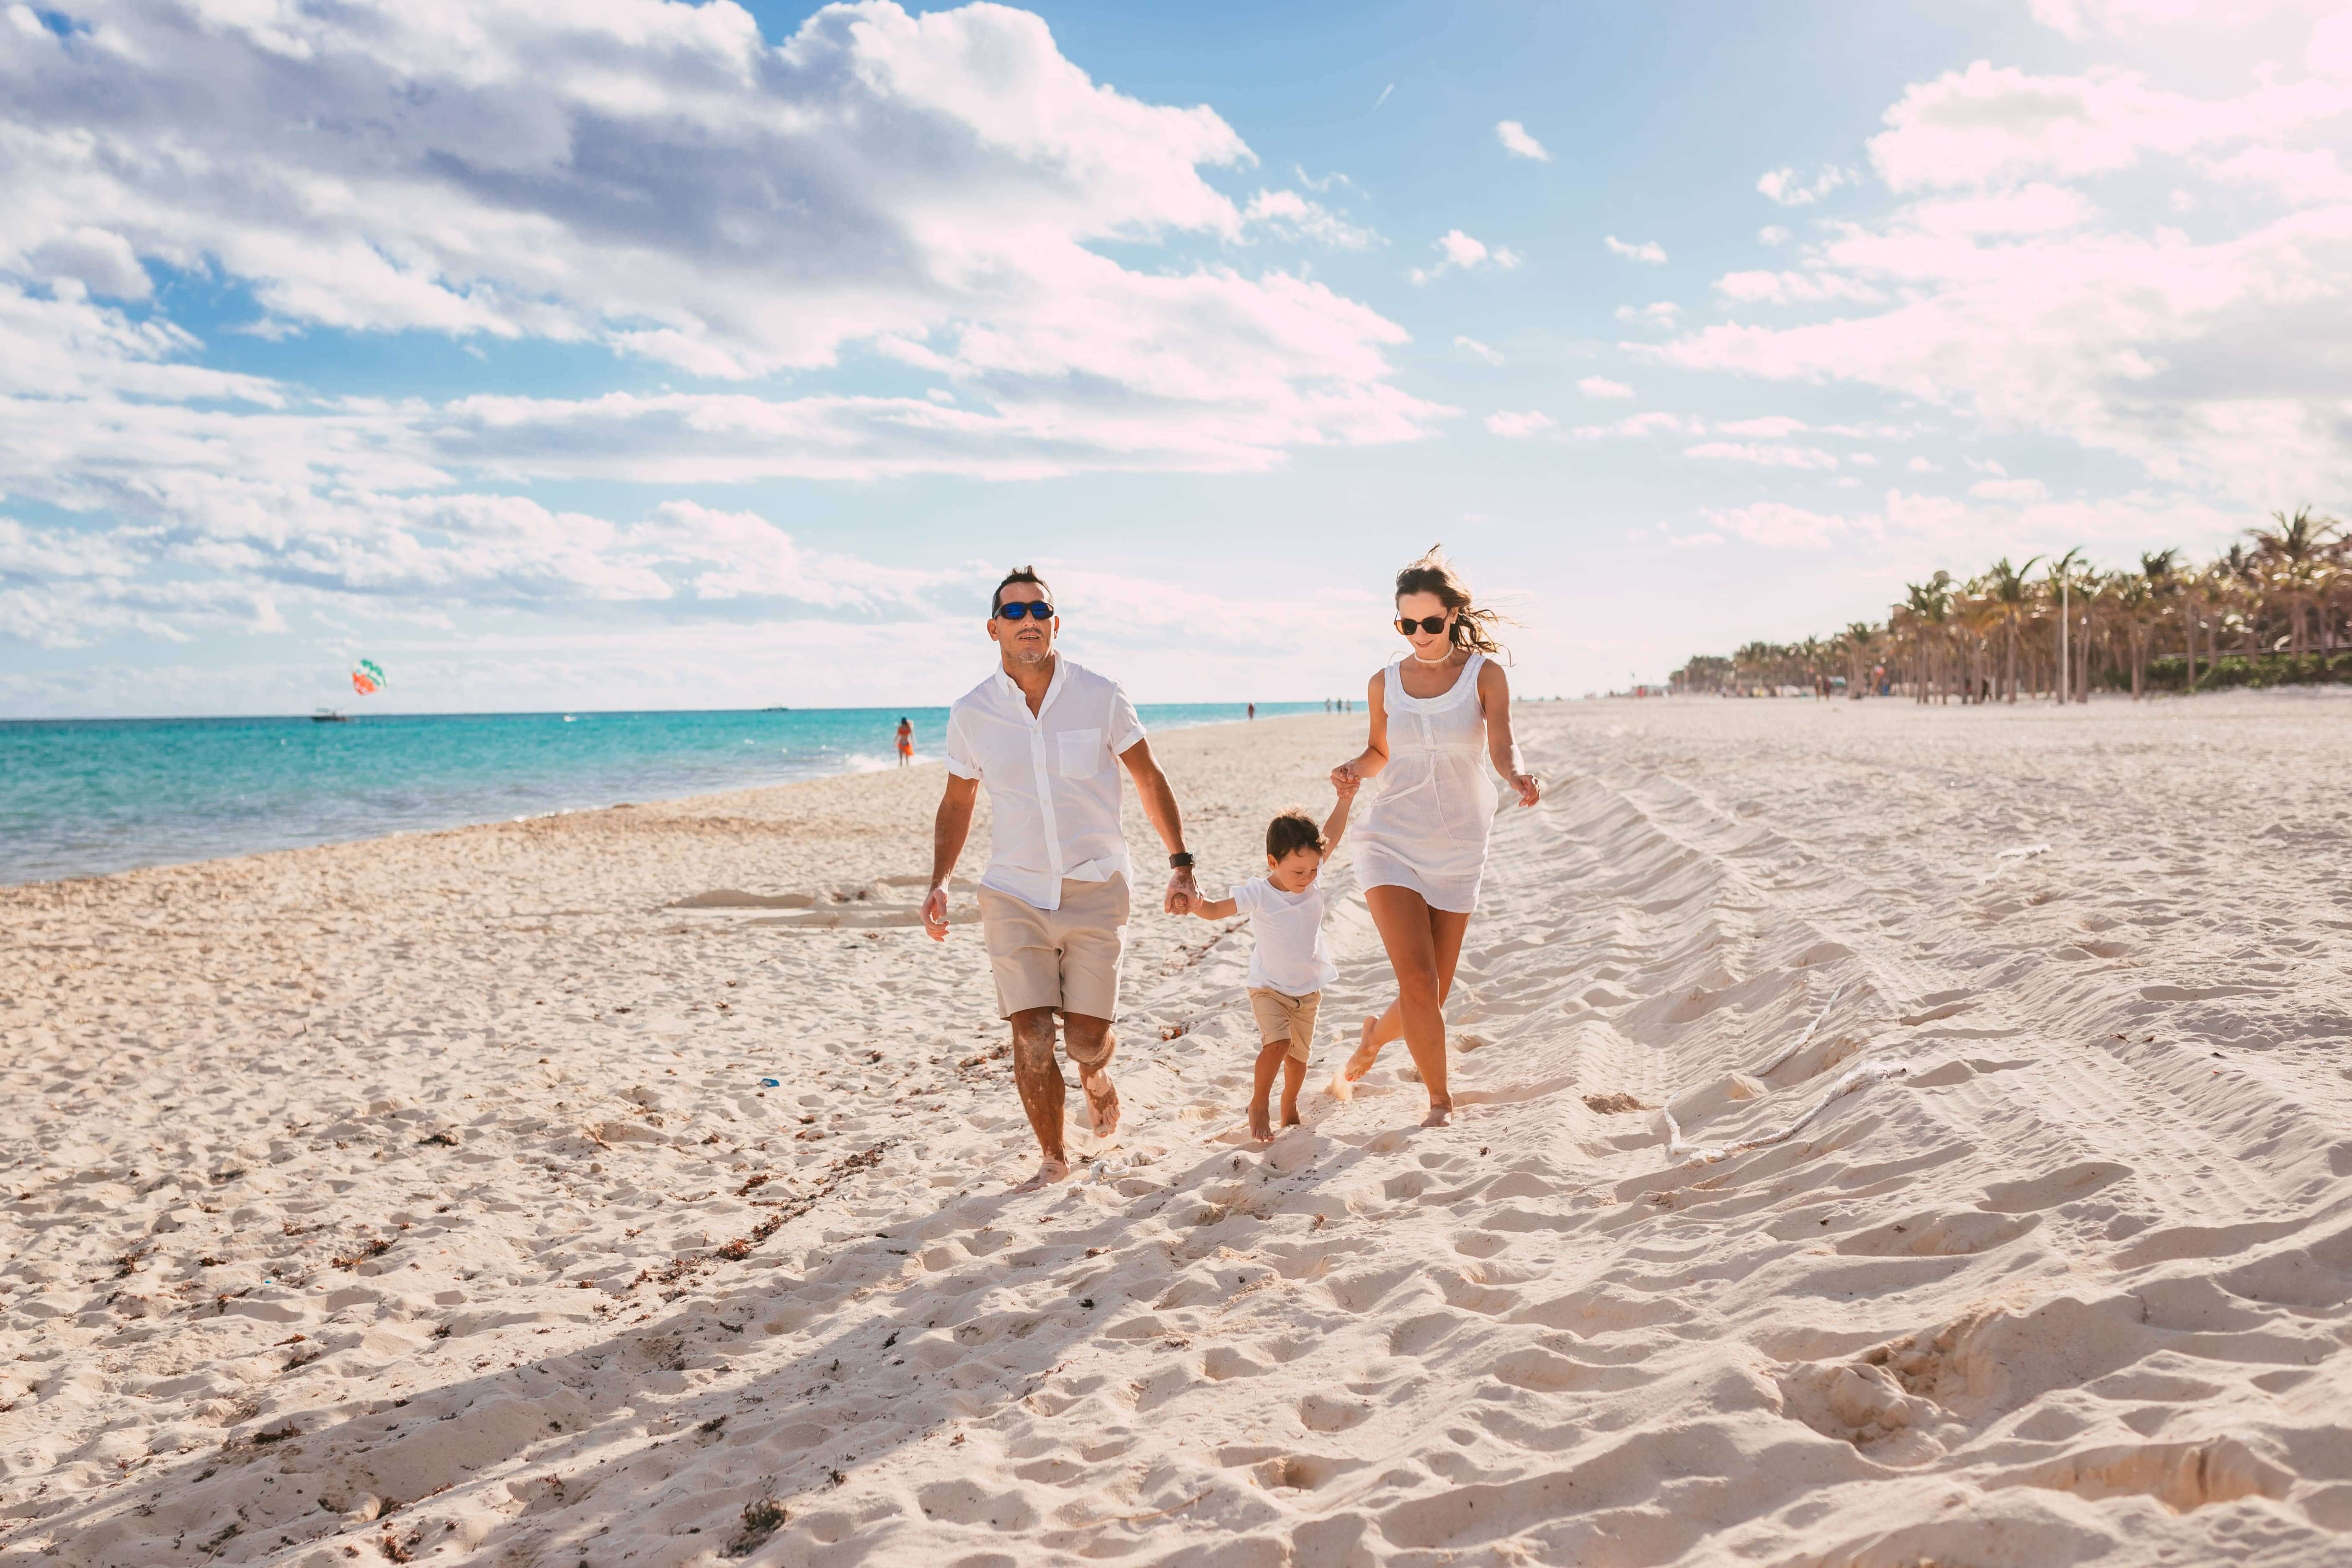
{"left": 1351, "top": 652, "right": 1499, "bottom": 913}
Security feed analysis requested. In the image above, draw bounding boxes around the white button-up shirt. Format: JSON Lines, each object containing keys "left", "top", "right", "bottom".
{"left": 944, "top": 658, "right": 1147, "bottom": 911}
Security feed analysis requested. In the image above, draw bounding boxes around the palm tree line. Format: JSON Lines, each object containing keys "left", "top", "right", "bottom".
{"left": 1670, "top": 508, "right": 2350, "bottom": 702}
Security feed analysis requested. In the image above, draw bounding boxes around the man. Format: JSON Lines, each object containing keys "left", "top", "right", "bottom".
{"left": 922, "top": 567, "right": 1197, "bottom": 1191}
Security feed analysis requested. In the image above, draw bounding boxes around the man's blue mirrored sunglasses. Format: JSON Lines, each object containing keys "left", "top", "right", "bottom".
{"left": 995, "top": 601, "right": 1055, "bottom": 620}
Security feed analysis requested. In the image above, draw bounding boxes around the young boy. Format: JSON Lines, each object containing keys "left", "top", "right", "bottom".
{"left": 1188, "top": 781, "right": 1356, "bottom": 1141}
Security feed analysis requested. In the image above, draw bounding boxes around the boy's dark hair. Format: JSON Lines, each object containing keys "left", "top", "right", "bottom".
{"left": 1266, "top": 808, "right": 1325, "bottom": 861}
{"left": 991, "top": 565, "right": 1053, "bottom": 616}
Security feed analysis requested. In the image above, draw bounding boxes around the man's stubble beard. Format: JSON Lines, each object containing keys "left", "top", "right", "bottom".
{"left": 1007, "top": 640, "right": 1052, "bottom": 668}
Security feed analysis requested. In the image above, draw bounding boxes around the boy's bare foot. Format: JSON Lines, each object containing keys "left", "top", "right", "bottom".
{"left": 1247, "top": 1103, "right": 1274, "bottom": 1143}
{"left": 1078, "top": 1065, "right": 1120, "bottom": 1139}
{"left": 1280, "top": 1107, "right": 1302, "bottom": 1129}
{"left": 1421, "top": 1100, "right": 1454, "bottom": 1129}
{"left": 1014, "top": 1156, "right": 1071, "bottom": 1192}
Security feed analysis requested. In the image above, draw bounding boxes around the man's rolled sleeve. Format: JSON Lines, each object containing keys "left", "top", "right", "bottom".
{"left": 1108, "top": 683, "right": 1147, "bottom": 756}
{"left": 944, "top": 707, "right": 983, "bottom": 781}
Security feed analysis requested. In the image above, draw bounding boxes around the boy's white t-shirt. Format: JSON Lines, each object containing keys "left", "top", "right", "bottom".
{"left": 1233, "top": 876, "right": 1337, "bottom": 996}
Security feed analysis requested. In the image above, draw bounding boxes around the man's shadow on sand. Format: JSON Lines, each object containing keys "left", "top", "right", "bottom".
{"left": 27, "top": 1108, "right": 1467, "bottom": 1564}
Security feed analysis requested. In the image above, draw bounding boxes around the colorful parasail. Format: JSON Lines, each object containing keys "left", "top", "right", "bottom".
{"left": 351, "top": 658, "right": 387, "bottom": 696}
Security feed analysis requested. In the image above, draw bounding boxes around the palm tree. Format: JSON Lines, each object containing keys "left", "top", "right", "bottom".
{"left": 2141, "top": 549, "right": 2182, "bottom": 692}
{"left": 2113, "top": 567, "right": 2158, "bottom": 699}
{"left": 1669, "top": 515, "right": 2350, "bottom": 708}
{"left": 2180, "top": 555, "right": 2218, "bottom": 690}
{"left": 2247, "top": 507, "right": 2344, "bottom": 653}
{"left": 1904, "top": 573, "right": 1954, "bottom": 703}
{"left": 2215, "top": 543, "right": 2262, "bottom": 661}
{"left": 1983, "top": 556, "right": 2042, "bottom": 703}
{"left": 1843, "top": 621, "right": 1878, "bottom": 699}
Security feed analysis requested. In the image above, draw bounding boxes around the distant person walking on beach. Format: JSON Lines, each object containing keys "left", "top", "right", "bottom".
{"left": 1247, "top": 702, "right": 1256, "bottom": 720}
{"left": 1330, "top": 547, "right": 1540, "bottom": 1126}
{"left": 922, "top": 567, "right": 1198, "bottom": 1190}
{"left": 895, "top": 716, "right": 914, "bottom": 767}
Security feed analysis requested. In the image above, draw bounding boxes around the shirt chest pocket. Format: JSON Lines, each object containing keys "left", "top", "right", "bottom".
{"left": 1055, "top": 727, "right": 1104, "bottom": 778}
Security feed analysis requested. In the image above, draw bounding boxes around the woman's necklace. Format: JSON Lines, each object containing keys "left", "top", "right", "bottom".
{"left": 1411, "top": 649, "right": 1455, "bottom": 666}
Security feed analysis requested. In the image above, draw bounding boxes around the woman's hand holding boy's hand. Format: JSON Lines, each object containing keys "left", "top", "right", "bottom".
{"left": 1329, "top": 761, "right": 1362, "bottom": 796}
{"left": 1508, "top": 771, "right": 1540, "bottom": 808}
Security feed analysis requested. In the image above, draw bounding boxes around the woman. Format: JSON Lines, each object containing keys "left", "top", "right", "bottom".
{"left": 1330, "top": 548, "right": 1540, "bottom": 1125}
{"left": 895, "top": 716, "right": 915, "bottom": 768}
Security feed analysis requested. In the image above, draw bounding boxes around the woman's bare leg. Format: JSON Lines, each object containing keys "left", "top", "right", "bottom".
{"left": 1339, "top": 903, "right": 1472, "bottom": 1092}
{"left": 1364, "top": 912, "right": 1467, "bottom": 1063}
{"left": 1356, "top": 888, "right": 1473, "bottom": 1124}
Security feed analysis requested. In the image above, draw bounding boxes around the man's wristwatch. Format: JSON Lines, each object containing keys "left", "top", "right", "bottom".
{"left": 1168, "top": 851, "right": 1194, "bottom": 870}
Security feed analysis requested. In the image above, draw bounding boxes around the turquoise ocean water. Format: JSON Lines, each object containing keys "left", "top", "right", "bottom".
{"left": 0, "top": 704, "right": 1327, "bottom": 885}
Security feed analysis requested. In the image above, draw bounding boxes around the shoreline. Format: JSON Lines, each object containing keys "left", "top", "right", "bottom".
{"left": 1, "top": 706, "right": 1333, "bottom": 892}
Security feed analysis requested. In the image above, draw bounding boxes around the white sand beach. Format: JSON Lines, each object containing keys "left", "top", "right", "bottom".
{"left": 4, "top": 694, "right": 2349, "bottom": 1567}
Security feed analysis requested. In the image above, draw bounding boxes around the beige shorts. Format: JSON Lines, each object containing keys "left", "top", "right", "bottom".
{"left": 1248, "top": 986, "right": 1321, "bottom": 1064}
{"left": 977, "top": 876, "right": 1130, "bottom": 1053}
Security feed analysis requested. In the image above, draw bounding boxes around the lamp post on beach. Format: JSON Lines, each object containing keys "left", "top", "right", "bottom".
{"left": 2050, "top": 548, "right": 2083, "bottom": 706}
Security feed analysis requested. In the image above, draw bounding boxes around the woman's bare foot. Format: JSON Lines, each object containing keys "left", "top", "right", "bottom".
{"left": 1013, "top": 1156, "right": 1072, "bottom": 1192}
{"left": 1329, "top": 1016, "right": 1382, "bottom": 1102}
{"left": 1421, "top": 1100, "right": 1454, "bottom": 1128}
{"left": 1078, "top": 1065, "right": 1121, "bottom": 1139}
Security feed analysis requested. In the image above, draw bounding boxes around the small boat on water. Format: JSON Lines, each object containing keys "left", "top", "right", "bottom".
{"left": 311, "top": 709, "right": 350, "bottom": 723}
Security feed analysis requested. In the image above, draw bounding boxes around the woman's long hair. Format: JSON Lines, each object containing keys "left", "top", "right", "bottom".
{"left": 1395, "top": 544, "right": 1510, "bottom": 658}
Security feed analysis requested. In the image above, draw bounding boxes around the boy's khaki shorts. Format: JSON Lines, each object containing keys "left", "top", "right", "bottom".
{"left": 977, "top": 876, "right": 1130, "bottom": 1060}
{"left": 1248, "top": 986, "right": 1321, "bottom": 1065}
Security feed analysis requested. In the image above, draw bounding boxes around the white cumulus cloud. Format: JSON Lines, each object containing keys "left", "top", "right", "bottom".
{"left": 1646, "top": 21, "right": 2352, "bottom": 503}
{"left": 1243, "top": 188, "right": 1381, "bottom": 250}
{"left": 1605, "top": 235, "right": 1669, "bottom": 265}
{"left": 1685, "top": 442, "right": 1843, "bottom": 470}
{"left": 1496, "top": 120, "right": 1551, "bottom": 161}
{"left": 1757, "top": 166, "right": 1854, "bottom": 206}
{"left": 1577, "top": 376, "right": 1635, "bottom": 399}
{"left": 1408, "top": 229, "right": 1523, "bottom": 284}
{"left": 1485, "top": 410, "right": 1555, "bottom": 438}
{"left": 1697, "top": 502, "right": 1851, "bottom": 548}
{"left": 0, "top": 0, "right": 1460, "bottom": 656}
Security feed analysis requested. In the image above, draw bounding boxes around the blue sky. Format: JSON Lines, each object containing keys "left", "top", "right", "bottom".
{"left": 2, "top": 0, "right": 2346, "bottom": 714}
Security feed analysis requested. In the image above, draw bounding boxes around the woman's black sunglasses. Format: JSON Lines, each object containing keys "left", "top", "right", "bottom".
{"left": 996, "top": 601, "right": 1056, "bottom": 621}
{"left": 1396, "top": 614, "right": 1450, "bottom": 635}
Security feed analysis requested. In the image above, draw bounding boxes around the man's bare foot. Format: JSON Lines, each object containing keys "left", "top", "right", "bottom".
{"left": 1421, "top": 1100, "right": 1453, "bottom": 1129}
{"left": 1078, "top": 1065, "right": 1121, "bottom": 1139}
{"left": 1247, "top": 1102, "right": 1274, "bottom": 1143}
{"left": 1013, "top": 1156, "right": 1072, "bottom": 1193}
